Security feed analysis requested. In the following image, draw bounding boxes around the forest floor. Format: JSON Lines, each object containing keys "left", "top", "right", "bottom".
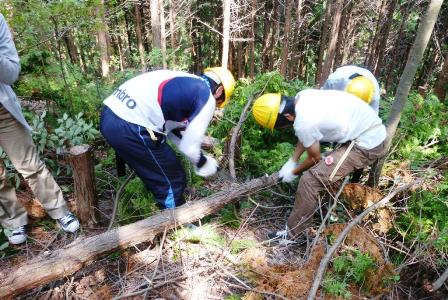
{"left": 0, "top": 151, "right": 447, "bottom": 300}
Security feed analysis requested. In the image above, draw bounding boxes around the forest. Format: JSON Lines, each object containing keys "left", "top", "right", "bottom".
{"left": 0, "top": 0, "right": 447, "bottom": 299}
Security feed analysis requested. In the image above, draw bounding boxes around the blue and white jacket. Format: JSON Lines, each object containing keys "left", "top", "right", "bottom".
{"left": 103, "top": 70, "right": 215, "bottom": 165}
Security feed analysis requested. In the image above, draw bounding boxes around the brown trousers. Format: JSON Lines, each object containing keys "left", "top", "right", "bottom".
{"left": 0, "top": 106, "right": 68, "bottom": 228}
{"left": 287, "top": 142, "right": 386, "bottom": 237}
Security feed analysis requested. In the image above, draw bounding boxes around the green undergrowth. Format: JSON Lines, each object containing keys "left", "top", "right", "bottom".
{"left": 209, "top": 71, "right": 309, "bottom": 177}
{"left": 384, "top": 92, "right": 448, "bottom": 165}
{"left": 324, "top": 249, "right": 377, "bottom": 299}
{"left": 117, "top": 177, "right": 159, "bottom": 225}
{"left": 171, "top": 224, "right": 256, "bottom": 258}
{"left": 394, "top": 174, "right": 448, "bottom": 257}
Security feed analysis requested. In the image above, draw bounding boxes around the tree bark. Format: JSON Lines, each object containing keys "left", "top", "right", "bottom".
{"left": 68, "top": 145, "right": 98, "bottom": 226}
{"left": 0, "top": 174, "right": 279, "bottom": 299}
{"left": 261, "top": 0, "right": 274, "bottom": 71}
{"left": 369, "top": 0, "right": 443, "bottom": 187}
{"left": 280, "top": 0, "right": 294, "bottom": 77}
{"left": 385, "top": 3, "right": 411, "bottom": 91}
{"left": 97, "top": 0, "right": 109, "bottom": 77}
{"left": 319, "top": 0, "right": 344, "bottom": 86}
{"left": 222, "top": 0, "right": 231, "bottom": 68}
{"left": 169, "top": 0, "right": 177, "bottom": 65}
{"left": 135, "top": 2, "right": 147, "bottom": 71}
{"left": 63, "top": 28, "right": 81, "bottom": 69}
{"left": 249, "top": 0, "right": 257, "bottom": 78}
{"left": 159, "top": 0, "right": 167, "bottom": 68}
{"left": 315, "top": 0, "right": 333, "bottom": 85}
{"left": 151, "top": 0, "right": 162, "bottom": 68}
{"left": 434, "top": 53, "right": 448, "bottom": 102}
{"left": 373, "top": 0, "right": 398, "bottom": 77}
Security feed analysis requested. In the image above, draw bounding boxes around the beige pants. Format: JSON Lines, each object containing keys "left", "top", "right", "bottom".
{"left": 0, "top": 106, "right": 68, "bottom": 228}
{"left": 287, "top": 142, "right": 386, "bottom": 237}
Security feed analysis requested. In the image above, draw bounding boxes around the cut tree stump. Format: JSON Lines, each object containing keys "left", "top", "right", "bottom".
{"left": 0, "top": 173, "right": 279, "bottom": 299}
{"left": 68, "top": 145, "right": 98, "bottom": 226}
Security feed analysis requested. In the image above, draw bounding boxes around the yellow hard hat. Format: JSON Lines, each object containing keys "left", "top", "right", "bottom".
{"left": 204, "top": 67, "right": 236, "bottom": 108}
{"left": 345, "top": 76, "right": 375, "bottom": 104}
{"left": 252, "top": 93, "right": 281, "bottom": 130}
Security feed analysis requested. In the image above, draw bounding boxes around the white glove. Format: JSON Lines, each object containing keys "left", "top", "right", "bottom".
{"left": 279, "top": 158, "right": 298, "bottom": 183}
{"left": 195, "top": 156, "right": 219, "bottom": 177}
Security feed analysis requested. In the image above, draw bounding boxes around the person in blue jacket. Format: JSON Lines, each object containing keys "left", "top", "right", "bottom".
{"left": 100, "top": 68, "right": 235, "bottom": 209}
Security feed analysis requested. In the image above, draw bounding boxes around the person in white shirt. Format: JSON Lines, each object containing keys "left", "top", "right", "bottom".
{"left": 252, "top": 89, "right": 386, "bottom": 240}
{"left": 322, "top": 65, "right": 381, "bottom": 113}
{"left": 100, "top": 68, "right": 235, "bottom": 209}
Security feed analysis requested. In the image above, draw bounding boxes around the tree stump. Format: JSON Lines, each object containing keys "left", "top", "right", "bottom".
{"left": 69, "top": 145, "right": 98, "bottom": 226}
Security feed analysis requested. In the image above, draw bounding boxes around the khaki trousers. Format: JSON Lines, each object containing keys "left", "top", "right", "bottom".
{"left": 287, "top": 142, "right": 386, "bottom": 237}
{"left": 0, "top": 106, "right": 68, "bottom": 228}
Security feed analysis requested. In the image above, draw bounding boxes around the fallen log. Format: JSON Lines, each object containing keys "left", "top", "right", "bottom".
{"left": 0, "top": 173, "right": 279, "bottom": 299}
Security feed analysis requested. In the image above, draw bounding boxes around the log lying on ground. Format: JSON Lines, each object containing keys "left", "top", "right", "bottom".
{"left": 0, "top": 173, "right": 278, "bottom": 299}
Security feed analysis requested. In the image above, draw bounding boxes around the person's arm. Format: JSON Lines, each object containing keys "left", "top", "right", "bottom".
{"left": 292, "top": 141, "right": 321, "bottom": 175}
{"left": 178, "top": 96, "right": 218, "bottom": 177}
{"left": 0, "top": 14, "right": 20, "bottom": 85}
{"left": 291, "top": 142, "right": 306, "bottom": 162}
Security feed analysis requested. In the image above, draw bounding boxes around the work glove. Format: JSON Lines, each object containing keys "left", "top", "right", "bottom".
{"left": 278, "top": 158, "right": 298, "bottom": 183}
{"left": 195, "top": 155, "right": 219, "bottom": 177}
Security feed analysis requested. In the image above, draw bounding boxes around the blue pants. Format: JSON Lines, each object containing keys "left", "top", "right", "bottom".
{"left": 100, "top": 106, "right": 186, "bottom": 209}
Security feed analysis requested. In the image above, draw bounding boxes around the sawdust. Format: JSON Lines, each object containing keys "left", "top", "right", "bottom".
{"left": 342, "top": 183, "right": 393, "bottom": 234}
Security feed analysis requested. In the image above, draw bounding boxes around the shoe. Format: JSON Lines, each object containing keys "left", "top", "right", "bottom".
{"left": 7, "top": 225, "right": 27, "bottom": 245}
{"left": 267, "top": 227, "right": 289, "bottom": 240}
{"left": 57, "top": 213, "right": 80, "bottom": 233}
{"left": 266, "top": 225, "right": 296, "bottom": 245}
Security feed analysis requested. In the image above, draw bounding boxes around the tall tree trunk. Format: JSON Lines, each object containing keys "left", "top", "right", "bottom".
{"left": 315, "top": 0, "right": 333, "bottom": 85}
{"left": 135, "top": 2, "right": 146, "bottom": 71}
{"left": 237, "top": 42, "right": 243, "bottom": 78}
{"left": 373, "top": 0, "right": 398, "bottom": 77}
{"left": 222, "top": 0, "right": 231, "bottom": 68}
{"left": 280, "top": 0, "right": 294, "bottom": 77}
{"left": 159, "top": 0, "right": 167, "bottom": 68}
{"left": 365, "top": 0, "right": 387, "bottom": 69}
{"left": 268, "top": 0, "right": 279, "bottom": 70}
{"left": 434, "top": 53, "right": 448, "bottom": 102}
{"left": 385, "top": 3, "right": 411, "bottom": 91}
{"left": 334, "top": 0, "right": 353, "bottom": 68}
{"left": 151, "top": 0, "right": 162, "bottom": 47}
{"left": 143, "top": 1, "right": 153, "bottom": 52}
{"left": 369, "top": 0, "right": 443, "bottom": 187}
{"left": 63, "top": 28, "right": 81, "bottom": 68}
{"left": 97, "top": 0, "right": 110, "bottom": 77}
{"left": 249, "top": 0, "right": 257, "bottom": 78}
{"left": 319, "top": 0, "right": 344, "bottom": 86}
{"left": 191, "top": 12, "right": 202, "bottom": 73}
{"left": 261, "top": 0, "right": 274, "bottom": 71}
{"left": 169, "top": 0, "right": 177, "bottom": 65}
{"left": 292, "top": 0, "right": 304, "bottom": 79}
{"left": 124, "top": 5, "right": 134, "bottom": 61}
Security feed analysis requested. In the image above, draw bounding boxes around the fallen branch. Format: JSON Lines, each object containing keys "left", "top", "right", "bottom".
{"left": 228, "top": 96, "right": 254, "bottom": 180}
{"left": 107, "top": 171, "right": 135, "bottom": 231}
{"left": 431, "top": 266, "right": 448, "bottom": 292}
{"left": 307, "top": 181, "right": 418, "bottom": 300}
{"left": 0, "top": 173, "right": 279, "bottom": 299}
